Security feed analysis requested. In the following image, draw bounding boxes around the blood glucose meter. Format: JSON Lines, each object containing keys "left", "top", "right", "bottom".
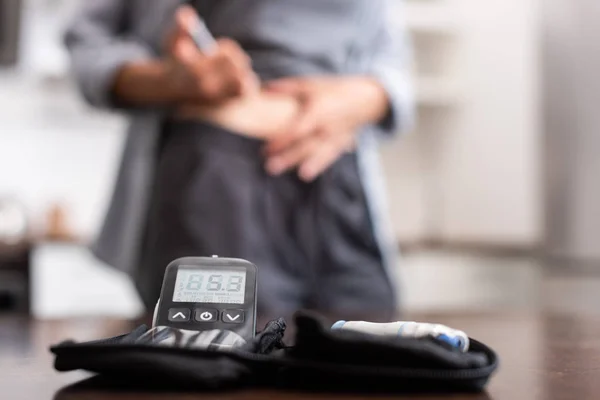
{"left": 153, "top": 257, "right": 258, "bottom": 339}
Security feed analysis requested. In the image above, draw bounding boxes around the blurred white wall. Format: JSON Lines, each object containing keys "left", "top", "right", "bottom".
{"left": 440, "top": 0, "right": 541, "bottom": 245}
{"left": 383, "top": 0, "right": 542, "bottom": 248}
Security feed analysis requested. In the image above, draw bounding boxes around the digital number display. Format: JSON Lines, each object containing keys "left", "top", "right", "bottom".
{"left": 172, "top": 267, "right": 246, "bottom": 304}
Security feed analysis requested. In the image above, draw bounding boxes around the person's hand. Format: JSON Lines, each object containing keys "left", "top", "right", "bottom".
{"left": 264, "top": 76, "right": 389, "bottom": 181}
{"left": 165, "top": 5, "right": 259, "bottom": 104}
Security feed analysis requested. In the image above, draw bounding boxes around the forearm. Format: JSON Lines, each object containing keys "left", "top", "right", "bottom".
{"left": 111, "top": 60, "right": 183, "bottom": 107}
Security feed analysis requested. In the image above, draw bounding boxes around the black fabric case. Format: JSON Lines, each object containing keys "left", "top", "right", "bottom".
{"left": 51, "top": 311, "right": 499, "bottom": 394}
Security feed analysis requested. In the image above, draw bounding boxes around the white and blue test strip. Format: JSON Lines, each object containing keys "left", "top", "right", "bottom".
{"left": 331, "top": 320, "right": 470, "bottom": 352}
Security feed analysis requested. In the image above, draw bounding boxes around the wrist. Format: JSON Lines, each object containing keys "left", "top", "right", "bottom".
{"left": 112, "top": 60, "right": 188, "bottom": 106}
{"left": 158, "top": 60, "right": 193, "bottom": 104}
{"left": 352, "top": 77, "right": 390, "bottom": 125}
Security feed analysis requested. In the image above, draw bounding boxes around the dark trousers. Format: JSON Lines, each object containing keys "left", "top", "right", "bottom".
{"left": 137, "top": 120, "right": 396, "bottom": 319}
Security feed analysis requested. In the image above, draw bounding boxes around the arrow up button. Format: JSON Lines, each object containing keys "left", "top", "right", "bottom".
{"left": 168, "top": 308, "right": 191, "bottom": 322}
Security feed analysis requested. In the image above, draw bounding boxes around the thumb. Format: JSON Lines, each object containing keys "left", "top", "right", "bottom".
{"left": 264, "top": 100, "right": 320, "bottom": 155}
{"left": 175, "top": 5, "right": 200, "bottom": 32}
{"left": 165, "top": 6, "right": 194, "bottom": 54}
{"left": 168, "top": 6, "right": 205, "bottom": 63}
{"left": 171, "top": 36, "right": 199, "bottom": 64}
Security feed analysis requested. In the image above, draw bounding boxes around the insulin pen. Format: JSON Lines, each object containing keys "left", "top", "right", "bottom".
{"left": 184, "top": 8, "right": 260, "bottom": 92}
{"left": 332, "top": 320, "right": 470, "bottom": 352}
{"left": 186, "top": 12, "right": 217, "bottom": 54}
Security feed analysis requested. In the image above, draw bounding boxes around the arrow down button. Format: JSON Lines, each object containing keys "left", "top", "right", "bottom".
{"left": 222, "top": 310, "right": 245, "bottom": 324}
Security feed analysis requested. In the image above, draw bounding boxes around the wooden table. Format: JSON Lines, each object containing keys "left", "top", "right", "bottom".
{"left": 2, "top": 311, "right": 600, "bottom": 400}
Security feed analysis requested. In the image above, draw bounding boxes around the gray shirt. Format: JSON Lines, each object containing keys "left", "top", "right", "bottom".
{"left": 64, "top": 0, "right": 414, "bottom": 276}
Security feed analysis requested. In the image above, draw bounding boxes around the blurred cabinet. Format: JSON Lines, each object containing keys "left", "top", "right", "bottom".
{"left": 543, "top": 0, "right": 600, "bottom": 262}
{"left": 403, "top": 0, "right": 465, "bottom": 108}
{"left": 383, "top": 0, "right": 542, "bottom": 248}
{"left": 0, "top": 244, "right": 31, "bottom": 314}
{"left": 0, "top": 199, "right": 31, "bottom": 314}
{"left": 0, "top": 0, "right": 22, "bottom": 65}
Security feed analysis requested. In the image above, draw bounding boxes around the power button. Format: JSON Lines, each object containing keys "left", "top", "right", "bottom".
{"left": 194, "top": 308, "right": 218, "bottom": 322}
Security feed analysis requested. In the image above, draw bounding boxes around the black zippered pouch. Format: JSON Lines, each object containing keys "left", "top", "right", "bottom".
{"left": 50, "top": 311, "right": 499, "bottom": 394}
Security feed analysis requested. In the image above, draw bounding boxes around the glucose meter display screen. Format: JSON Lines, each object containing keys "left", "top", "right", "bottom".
{"left": 172, "top": 267, "right": 246, "bottom": 304}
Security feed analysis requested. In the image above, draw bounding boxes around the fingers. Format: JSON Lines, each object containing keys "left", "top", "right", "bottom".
{"left": 167, "top": 6, "right": 201, "bottom": 55}
{"left": 168, "top": 6, "right": 258, "bottom": 103}
{"left": 170, "top": 37, "right": 258, "bottom": 102}
{"left": 265, "top": 104, "right": 319, "bottom": 155}
{"left": 265, "top": 81, "right": 317, "bottom": 155}
{"left": 265, "top": 135, "right": 321, "bottom": 176}
{"left": 264, "top": 78, "right": 305, "bottom": 94}
{"left": 168, "top": 8, "right": 206, "bottom": 64}
{"left": 217, "top": 39, "right": 252, "bottom": 71}
{"left": 198, "top": 39, "right": 256, "bottom": 100}
{"left": 216, "top": 39, "right": 260, "bottom": 95}
{"left": 175, "top": 5, "right": 200, "bottom": 31}
{"left": 298, "top": 142, "right": 344, "bottom": 182}
{"left": 265, "top": 133, "right": 352, "bottom": 181}
{"left": 264, "top": 77, "right": 319, "bottom": 154}
{"left": 171, "top": 35, "right": 200, "bottom": 64}
{"left": 298, "top": 134, "right": 354, "bottom": 182}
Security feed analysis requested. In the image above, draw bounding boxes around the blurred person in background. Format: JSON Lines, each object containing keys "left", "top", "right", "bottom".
{"left": 64, "top": 0, "right": 413, "bottom": 319}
